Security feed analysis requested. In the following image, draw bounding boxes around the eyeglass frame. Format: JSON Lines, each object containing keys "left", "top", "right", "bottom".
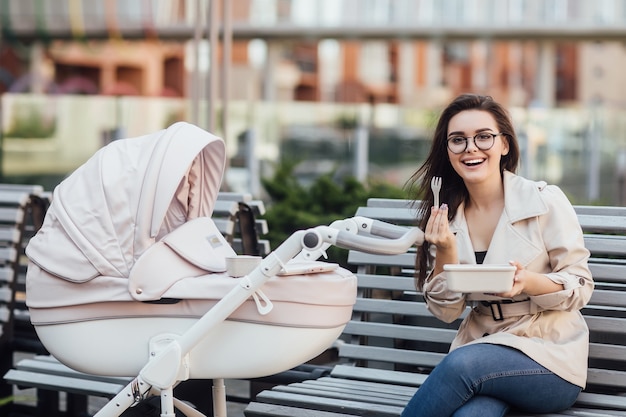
{"left": 446, "top": 132, "right": 505, "bottom": 154}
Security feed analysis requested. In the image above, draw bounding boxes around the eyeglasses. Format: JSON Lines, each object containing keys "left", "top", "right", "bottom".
{"left": 446, "top": 133, "right": 504, "bottom": 154}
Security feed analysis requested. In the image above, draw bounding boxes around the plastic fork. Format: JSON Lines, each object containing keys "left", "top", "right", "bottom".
{"left": 431, "top": 176, "right": 442, "bottom": 208}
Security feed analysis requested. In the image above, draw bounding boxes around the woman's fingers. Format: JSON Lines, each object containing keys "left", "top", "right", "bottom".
{"left": 426, "top": 204, "right": 450, "bottom": 246}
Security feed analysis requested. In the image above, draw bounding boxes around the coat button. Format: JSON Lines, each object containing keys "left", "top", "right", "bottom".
{"left": 579, "top": 277, "right": 585, "bottom": 286}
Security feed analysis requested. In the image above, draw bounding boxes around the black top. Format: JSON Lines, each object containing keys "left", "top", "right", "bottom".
{"left": 475, "top": 251, "right": 487, "bottom": 264}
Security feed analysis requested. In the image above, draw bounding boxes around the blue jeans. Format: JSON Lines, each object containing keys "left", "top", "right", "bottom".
{"left": 400, "top": 344, "right": 581, "bottom": 417}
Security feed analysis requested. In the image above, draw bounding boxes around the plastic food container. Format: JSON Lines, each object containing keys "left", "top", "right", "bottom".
{"left": 444, "top": 264, "right": 515, "bottom": 293}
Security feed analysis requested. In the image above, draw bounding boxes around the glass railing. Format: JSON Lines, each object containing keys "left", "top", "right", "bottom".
{"left": 2, "top": 93, "right": 625, "bottom": 205}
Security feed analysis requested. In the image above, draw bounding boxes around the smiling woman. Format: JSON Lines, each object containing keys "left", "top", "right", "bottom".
{"left": 401, "top": 94, "right": 593, "bottom": 417}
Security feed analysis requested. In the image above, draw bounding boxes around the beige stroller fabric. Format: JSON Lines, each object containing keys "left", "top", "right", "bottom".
{"left": 26, "top": 122, "right": 229, "bottom": 308}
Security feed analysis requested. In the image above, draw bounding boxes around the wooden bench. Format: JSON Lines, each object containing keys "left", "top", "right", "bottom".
{"left": 244, "top": 198, "right": 626, "bottom": 417}
{"left": 0, "top": 189, "right": 33, "bottom": 379}
{"left": 2, "top": 189, "right": 273, "bottom": 416}
{"left": 0, "top": 185, "right": 48, "bottom": 415}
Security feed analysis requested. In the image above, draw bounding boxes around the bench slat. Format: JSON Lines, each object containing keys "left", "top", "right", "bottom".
{"left": 588, "top": 262, "right": 626, "bottom": 283}
{"left": 304, "top": 377, "right": 419, "bottom": 396}
{"left": 338, "top": 344, "right": 445, "bottom": 368}
{"left": 584, "top": 235, "right": 626, "bottom": 257}
{"left": 589, "top": 289, "right": 626, "bottom": 308}
{"left": 4, "top": 369, "right": 124, "bottom": 397}
{"left": 15, "top": 357, "right": 131, "bottom": 385}
{"left": 575, "top": 392, "right": 626, "bottom": 412}
{"left": 353, "top": 297, "right": 429, "bottom": 317}
{"left": 577, "top": 214, "right": 626, "bottom": 234}
{"left": 587, "top": 368, "right": 626, "bottom": 388}
{"left": 0, "top": 207, "right": 24, "bottom": 224}
{"left": 353, "top": 298, "right": 468, "bottom": 321}
{"left": 213, "top": 218, "right": 235, "bottom": 236}
{"left": 365, "top": 198, "right": 414, "bottom": 209}
{"left": 331, "top": 364, "right": 422, "bottom": 384}
{"left": 355, "top": 206, "right": 417, "bottom": 224}
{"left": 254, "top": 389, "right": 405, "bottom": 417}
{"left": 348, "top": 251, "right": 415, "bottom": 268}
{"left": 356, "top": 274, "right": 415, "bottom": 291}
{"left": 331, "top": 364, "right": 426, "bottom": 386}
{"left": 585, "top": 315, "right": 626, "bottom": 334}
{"left": 343, "top": 321, "right": 456, "bottom": 344}
{"left": 0, "top": 184, "right": 44, "bottom": 195}
{"left": 589, "top": 343, "right": 626, "bottom": 361}
{"left": 212, "top": 199, "right": 239, "bottom": 216}
{"left": 244, "top": 402, "right": 356, "bottom": 417}
{"left": 0, "top": 227, "right": 20, "bottom": 244}
{"left": 272, "top": 383, "right": 411, "bottom": 406}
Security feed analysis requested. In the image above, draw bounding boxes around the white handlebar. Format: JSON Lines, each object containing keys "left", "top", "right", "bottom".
{"left": 300, "top": 216, "right": 423, "bottom": 256}
{"left": 334, "top": 224, "right": 423, "bottom": 255}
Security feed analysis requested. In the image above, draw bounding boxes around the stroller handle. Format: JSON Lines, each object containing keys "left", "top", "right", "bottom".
{"left": 302, "top": 216, "right": 424, "bottom": 256}
{"left": 336, "top": 226, "right": 423, "bottom": 255}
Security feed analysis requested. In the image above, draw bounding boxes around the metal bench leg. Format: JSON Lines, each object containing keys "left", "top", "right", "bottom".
{"left": 67, "top": 392, "right": 89, "bottom": 416}
{"left": 37, "top": 389, "right": 60, "bottom": 417}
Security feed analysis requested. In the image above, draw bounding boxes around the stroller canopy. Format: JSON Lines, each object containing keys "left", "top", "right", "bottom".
{"left": 27, "top": 122, "right": 226, "bottom": 284}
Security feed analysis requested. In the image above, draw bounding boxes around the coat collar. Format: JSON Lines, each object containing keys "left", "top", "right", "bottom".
{"left": 502, "top": 171, "right": 549, "bottom": 223}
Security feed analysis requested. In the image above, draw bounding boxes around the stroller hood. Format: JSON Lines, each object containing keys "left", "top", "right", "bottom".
{"left": 26, "top": 122, "right": 226, "bottom": 283}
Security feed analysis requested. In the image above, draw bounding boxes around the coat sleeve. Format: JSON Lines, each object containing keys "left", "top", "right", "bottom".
{"left": 529, "top": 185, "right": 593, "bottom": 312}
{"left": 422, "top": 244, "right": 467, "bottom": 323}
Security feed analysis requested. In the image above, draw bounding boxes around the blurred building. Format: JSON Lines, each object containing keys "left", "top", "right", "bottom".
{"left": 2, "top": 0, "right": 626, "bottom": 109}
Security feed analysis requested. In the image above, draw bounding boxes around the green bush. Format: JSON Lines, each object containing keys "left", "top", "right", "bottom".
{"left": 261, "top": 160, "right": 408, "bottom": 268}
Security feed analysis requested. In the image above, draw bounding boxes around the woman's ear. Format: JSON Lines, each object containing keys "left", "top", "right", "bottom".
{"left": 501, "top": 136, "right": 510, "bottom": 156}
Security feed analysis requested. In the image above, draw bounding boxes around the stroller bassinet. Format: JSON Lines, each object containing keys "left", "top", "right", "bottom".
{"left": 25, "top": 122, "right": 422, "bottom": 417}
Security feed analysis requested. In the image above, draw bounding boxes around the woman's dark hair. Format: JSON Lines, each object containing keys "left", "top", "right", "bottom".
{"left": 405, "top": 94, "right": 520, "bottom": 290}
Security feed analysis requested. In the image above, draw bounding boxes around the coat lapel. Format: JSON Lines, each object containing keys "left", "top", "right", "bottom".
{"left": 450, "top": 172, "right": 549, "bottom": 267}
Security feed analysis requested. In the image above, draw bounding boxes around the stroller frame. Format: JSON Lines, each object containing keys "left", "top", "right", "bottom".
{"left": 92, "top": 216, "right": 423, "bottom": 417}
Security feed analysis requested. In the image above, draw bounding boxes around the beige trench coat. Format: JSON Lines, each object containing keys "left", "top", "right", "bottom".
{"left": 423, "top": 171, "right": 593, "bottom": 388}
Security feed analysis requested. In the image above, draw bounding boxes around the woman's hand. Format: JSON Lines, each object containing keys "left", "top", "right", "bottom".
{"left": 497, "top": 260, "right": 564, "bottom": 298}
{"left": 425, "top": 204, "right": 455, "bottom": 249}
{"left": 426, "top": 204, "right": 458, "bottom": 276}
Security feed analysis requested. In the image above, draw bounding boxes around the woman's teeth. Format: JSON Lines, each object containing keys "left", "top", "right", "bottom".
{"left": 464, "top": 159, "right": 484, "bottom": 166}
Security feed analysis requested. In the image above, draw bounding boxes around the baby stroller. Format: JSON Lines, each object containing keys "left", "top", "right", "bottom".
{"left": 25, "top": 122, "right": 424, "bottom": 417}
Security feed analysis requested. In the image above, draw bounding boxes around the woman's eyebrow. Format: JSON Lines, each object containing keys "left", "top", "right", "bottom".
{"left": 447, "top": 127, "right": 494, "bottom": 137}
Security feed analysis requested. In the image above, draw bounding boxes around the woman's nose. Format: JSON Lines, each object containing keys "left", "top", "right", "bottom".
{"left": 465, "top": 137, "right": 478, "bottom": 152}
